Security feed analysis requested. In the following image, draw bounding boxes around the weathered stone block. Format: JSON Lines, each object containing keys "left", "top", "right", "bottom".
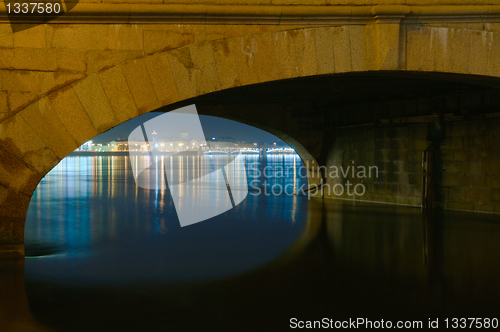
{"left": 98, "top": 66, "right": 139, "bottom": 123}
{"left": 2, "top": 70, "right": 42, "bottom": 93}
{"left": 46, "top": 86, "right": 98, "bottom": 146}
{"left": 167, "top": 47, "right": 197, "bottom": 100}
{"left": 57, "top": 50, "right": 87, "bottom": 72}
{"left": 7, "top": 91, "right": 38, "bottom": 114}
{"left": 20, "top": 99, "right": 78, "bottom": 160}
{"left": 211, "top": 38, "right": 240, "bottom": 90}
{"left": 474, "top": 187, "right": 491, "bottom": 205}
{"left": 0, "top": 49, "right": 57, "bottom": 71}
{"left": 50, "top": 25, "right": 108, "bottom": 50}
{"left": 108, "top": 25, "right": 144, "bottom": 51}
{"left": 144, "top": 29, "right": 195, "bottom": 55}
{"left": 72, "top": 74, "right": 117, "bottom": 132}
{"left": 274, "top": 30, "right": 299, "bottom": 79}
{"left": 375, "top": 24, "right": 401, "bottom": 71}
{"left": 409, "top": 27, "right": 434, "bottom": 72}
{"left": 488, "top": 32, "right": 500, "bottom": 78}
{"left": 444, "top": 161, "right": 461, "bottom": 174}
{"left": 0, "top": 145, "right": 42, "bottom": 196}
{"left": 13, "top": 25, "right": 45, "bottom": 48}
{"left": 490, "top": 176, "right": 500, "bottom": 189}
{"left": 289, "top": 29, "right": 317, "bottom": 77}
{"left": 189, "top": 41, "right": 223, "bottom": 95}
{"left": 469, "top": 30, "right": 490, "bottom": 76}
{"left": 349, "top": 26, "right": 367, "bottom": 72}
{"left": 86, "top": 50, "right": 144, "bottom": 75}
{"left": 121, "top": 59, "right": 160, "bottom": 113}
{"left": 332, "top": 26, "right": 351, "bottom": 73}
{"left": 168, "top": 41, "right": 221, "bottom": 100}
{"left": 144, "top": 52, "right": 181, "bottom": 106}
{"left": 229, "top": 33, "right": 278, "bottom": 86}
{"left": 434, "top": 27, "right": 453, "bottom": 73}
{"left": 0, "top": 185, "right": 30, "bottom": 221}
{"left": 314, "top": 27, "right": 334, "bottom": 75}
{"left": 0, "top": 93, "right": 7, "bottom": 113}
{"left": 0, "top": 113, "right": 59, "bottom": 174}
{"left": 450, "top": 29, "right": 471, "bottom": 74}
{"left": 492, "top": 188, "right": 500, "bottom": 203}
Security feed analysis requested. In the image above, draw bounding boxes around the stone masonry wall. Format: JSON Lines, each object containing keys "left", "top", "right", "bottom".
{"left": 324, "top": 124, "right": 426, "bottom": 206}
{"left": 323, "top": 118, "right": 500, "bottom": 213}
{"left": 441, "top": 118, "right": 500, "bottom": 213}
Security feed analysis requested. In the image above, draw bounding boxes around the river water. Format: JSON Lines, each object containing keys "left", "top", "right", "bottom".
{"left": 3, "top": 154, "right": 500, "bottom": 331}
{"left": 24, "top": 154, "right": 309, "bottom": 285}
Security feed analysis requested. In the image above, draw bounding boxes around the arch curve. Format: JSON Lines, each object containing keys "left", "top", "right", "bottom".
{"left": 2, "top": 23, "right": 500, "bottom": 255}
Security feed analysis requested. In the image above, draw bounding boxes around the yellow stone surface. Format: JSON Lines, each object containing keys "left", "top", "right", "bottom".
{"left": 144, "top": 52, "right": 181, "bottom": 106}
{"left": 72, "top": 74, "right": 117, "bottom": 132}
{"left": 99, "top": 66, "right": 140, "bottom": 123}
{"left": 13, "top": 25, "right": 46, "bottom": 49}
{"left": 0, "top": 185, "right": 31, "bottom": 220}
{"left": 167, "top": 41, "right": 221, "bottom": 100}
{"left": 0, "top": 49, "right": 57, "bottom": 71}
{"left": 349, "top": 26, "right": 368, "bottom": 72}
{"left": 0, "top": 145, "right": 42, "bottom": 196}
{"left": 46, "top": 86, "right": 99, "bottom": 146}
{"left": 2, "top": 71, "right": 42, "bottom": 93}
{"left": 7, "top": 92, "right": 38, "bottom": 114}
{"left": 450, "top": 28, "right": 471, "bottom": 74}
{"left": 211, "top": 38, "right": 241, "bottom": 89}
{"left": 434, "top": 27, "right": 453, "bottom": 73}
{"left": 274, "top": 30, "right": 300, "bottom": 79}
{"left": 0, "top": 113, "right": 59, "bottom": 174}
{"left": 188, "top": 41, "right": 222, "bottom": 95}
{"left": 49, "top": 25, "right": 108, "bottom": 50}
{"left": 57, "top": 50, "right": 87, "bottom": 72}
{"left": 375, "top": 23, "right": 401, "bottom": 70}
{"left": 20, "top": 100, "right": 78, "bottom": 160}
{"left": 289, "top": 29, "right": 317, "bottom": 78}
{"left": 143, "top": 29, "right": 195, "bottom": 55}
{"left": 0, "top": 93, "right": 7, "bottom": 113}
{"left": 228, "top": 34, "right": 268, "bottom": 86}
{"left": 469, "top": 30, "right": 491, "bottom": 76}
{"left": 406, "top": 26, "right": 435, "bottom": 72}
{"left": 488, "top": 32, "right": 500, "bottom": 77}
{"left": 86, "top": 50, "right": 144, "bottom": 75}
{"left": 108, "top": 25, "right": 144, "bottom": 51}
{"left": 332, "top": 26, "right": 352, "bottom": 73}
{"left": 121, "top": 59, "right": 161, "bottom": 113}
{"left": 314, "top": 27, "right": 335, "bottom": 75}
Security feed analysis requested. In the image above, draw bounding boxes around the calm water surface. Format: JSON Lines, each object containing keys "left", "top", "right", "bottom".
{"left": 25, "top": 154, "right": 309, "bottom": 285}
{"left": 6, "top": 154, "right": 500, "bottom": 331}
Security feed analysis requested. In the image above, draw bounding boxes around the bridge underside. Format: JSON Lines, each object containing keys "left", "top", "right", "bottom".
{"left": 188, "top": 72, "right": 500, "bottom": 210}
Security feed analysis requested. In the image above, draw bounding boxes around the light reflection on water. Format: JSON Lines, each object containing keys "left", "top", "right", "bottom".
{"left": 15, "top": 153, "right": 500, "bottom": 332}
{"left": 24, "top": 154, "right": 309, "bottom": 285}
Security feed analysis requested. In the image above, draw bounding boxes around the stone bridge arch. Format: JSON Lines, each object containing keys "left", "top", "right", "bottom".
{"left": 2, "top": 9, "right": 500, "bottom": 255}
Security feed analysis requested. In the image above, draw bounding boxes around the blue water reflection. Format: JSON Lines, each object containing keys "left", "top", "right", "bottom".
{"left": 24, "top": 154, "right": 309, "bottom": 286}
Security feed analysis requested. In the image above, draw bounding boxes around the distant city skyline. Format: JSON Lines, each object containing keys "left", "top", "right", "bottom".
{"left": 92, "top": 113, "right": 286, "bottom": 145}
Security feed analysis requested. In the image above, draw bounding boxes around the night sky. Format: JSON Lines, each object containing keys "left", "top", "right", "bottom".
{"left": 93, "top": 113, "right": 285, "bottom": 144}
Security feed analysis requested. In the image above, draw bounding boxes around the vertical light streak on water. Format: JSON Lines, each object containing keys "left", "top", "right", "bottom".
{"left": 293, "top": 155, "right": 297, "bottom": 194}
